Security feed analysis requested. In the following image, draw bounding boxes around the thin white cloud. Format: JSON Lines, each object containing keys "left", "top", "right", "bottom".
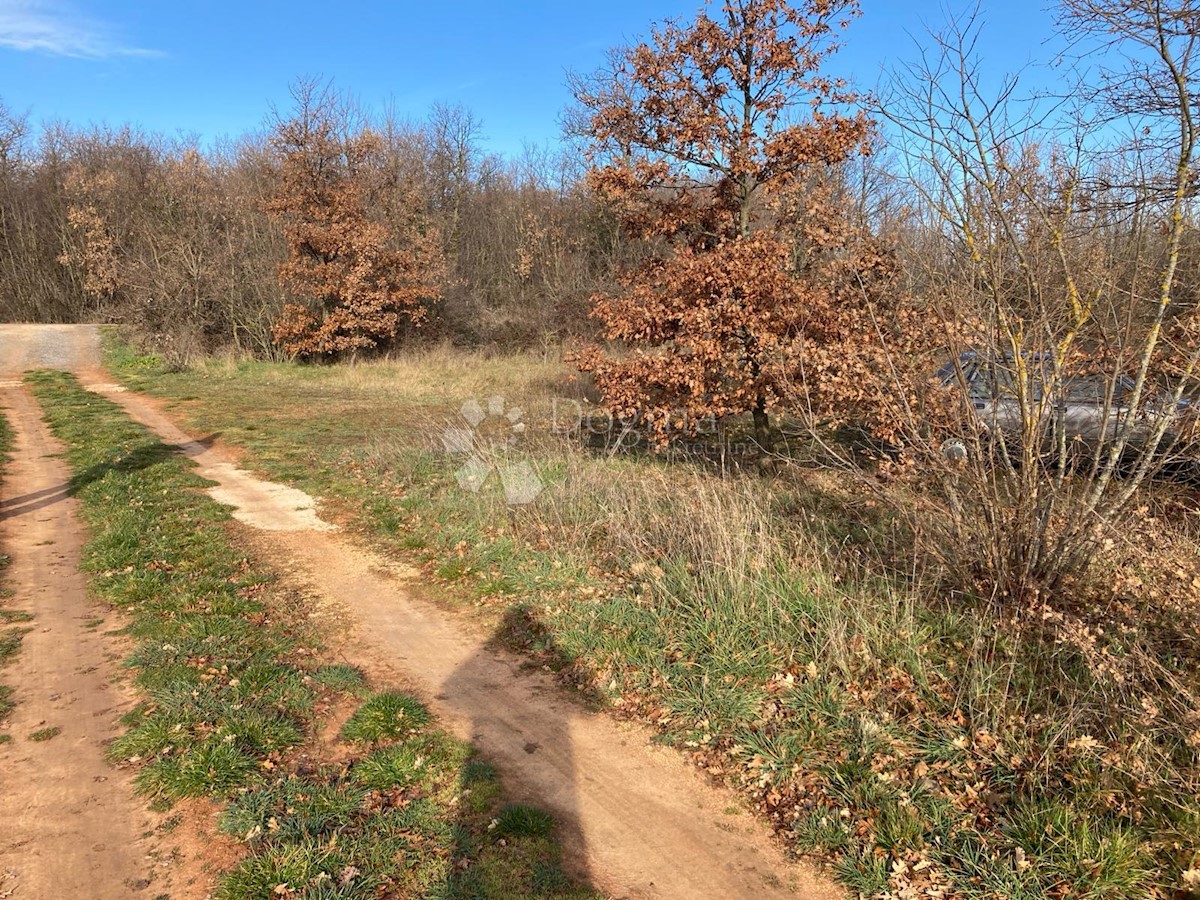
{"left": 0, "top": 0, "right": 162, "bottom": 59}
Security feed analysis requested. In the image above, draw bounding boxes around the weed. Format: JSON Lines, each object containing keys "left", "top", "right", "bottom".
{"left": 29, "top": 726, "right": 60, "bottom": 742}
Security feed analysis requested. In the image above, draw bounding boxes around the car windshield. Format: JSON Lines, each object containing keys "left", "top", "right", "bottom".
{"left": 957, "top": 358, "right": 1132, "bottom": 405}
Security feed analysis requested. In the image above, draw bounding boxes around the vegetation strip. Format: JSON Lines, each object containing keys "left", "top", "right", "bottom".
{"left": 0, "top": 404, "right": 26, "bottom": 740}
{"left": 27, "top": 370, "right": 595, "bottom": 900}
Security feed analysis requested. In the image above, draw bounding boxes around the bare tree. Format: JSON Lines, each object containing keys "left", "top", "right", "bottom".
{"left": 850, "top": 1, "right": 1200, "bottom": 606}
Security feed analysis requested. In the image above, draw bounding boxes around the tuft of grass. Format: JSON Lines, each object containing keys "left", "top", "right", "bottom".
{"left": 341, "top": 691, "right": 432, "bottom": 743}
{"left": 220, "top": 776, "right": 367, "bottom": 847}
{"left": 28, "top": 726, "right": 61, "bottom": 742}
{"left": 0, "top": 407, "right": 10, "bottom": 465}
{"left": 0, "top": 627, "right": 25, "bottom": 665}
{"left": 495, "top": 804, "right": 556, "bottom": 838}
{"left": 311, "top": 663, "right": 368, "bottom": 694}
{"left": 352, "top": 732, "right": 468, "bottom": 793}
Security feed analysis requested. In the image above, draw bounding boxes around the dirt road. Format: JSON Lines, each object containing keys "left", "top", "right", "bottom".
{"left": 2, "top": 324, "right": 841, "bottom": 900}
{"left": 0, "top": 325, "right": 154, "bottom": 898}
{"left": 0, "top": 323, "right": 102, "bottom": 379}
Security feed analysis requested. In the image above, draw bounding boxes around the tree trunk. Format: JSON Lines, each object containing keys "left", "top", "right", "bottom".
{"left": 752, "top": 395, "right": 772, "bottom": 450}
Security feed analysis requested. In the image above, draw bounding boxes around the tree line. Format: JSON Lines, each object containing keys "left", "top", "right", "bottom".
{"left": 0, "top": 86, "right": 623, "bottom": 363}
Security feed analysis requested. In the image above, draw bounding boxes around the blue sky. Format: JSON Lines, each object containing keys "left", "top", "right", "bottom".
{"left": 0, "top": 1, "right": 1063, "bottom": 157}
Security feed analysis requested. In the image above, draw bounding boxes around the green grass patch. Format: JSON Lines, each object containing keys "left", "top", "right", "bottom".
{"left": 311, "top": 663, "right": 368, "bottom": 694}
{"left": 0, "top": 407, "right": 11, "bottom": 464}
{"left": 0, "top": 627, "right": 25, "bottom": 665}
{"left": 216, "top": 691, "right": 593, "bottom": 900}
{"left": 495, "top": 804, "right": 556, "bottom": 839}
{"left": 29, "top": 368, "right": 595, "bottom": 899}
{"left": 29, "top": 369, "right": 313, "bottom": 802}
{"left": 341, "top": 691, "right": 433, "bottom": 743}
{"left": 28, "top": 725, "right": 61, "bottom": 742}
{"left": 0, "top": 405, "right": 27, "bottom": 736}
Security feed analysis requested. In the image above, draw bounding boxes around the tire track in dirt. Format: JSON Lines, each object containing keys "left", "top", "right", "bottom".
{"left": 0, "top": 382, "right": 155, "bottom": 899}
{"left": 77, "top": 369, "right": 843, "bottom": 900}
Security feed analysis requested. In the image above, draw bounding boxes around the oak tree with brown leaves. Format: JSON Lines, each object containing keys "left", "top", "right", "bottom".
{"left": 570, "top": 0, "right": 898, "bottom": 447}
{"left": 267, "top": 83, "right": 443, "bottom": 359}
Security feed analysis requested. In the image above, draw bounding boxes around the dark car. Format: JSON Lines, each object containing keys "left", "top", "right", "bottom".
{"left": 939, "top": 353, "right": 1143, "bottom": 444}
{"left": 937, "top": 353, "right": 1197, "bottom": 474}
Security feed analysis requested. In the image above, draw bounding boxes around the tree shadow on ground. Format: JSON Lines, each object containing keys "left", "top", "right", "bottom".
{"left": 0, "top": 433, "right": 221, "bottom": 522}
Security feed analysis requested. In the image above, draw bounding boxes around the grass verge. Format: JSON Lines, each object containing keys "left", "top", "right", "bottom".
{"left": 27, "top": 369, "right": 595, "bottom": 899}
{"left": 107, "top": 341, "right": 1200, "bottom": 898}
{"left": 0, "top": 403, "right": 25, "bottom": 739}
